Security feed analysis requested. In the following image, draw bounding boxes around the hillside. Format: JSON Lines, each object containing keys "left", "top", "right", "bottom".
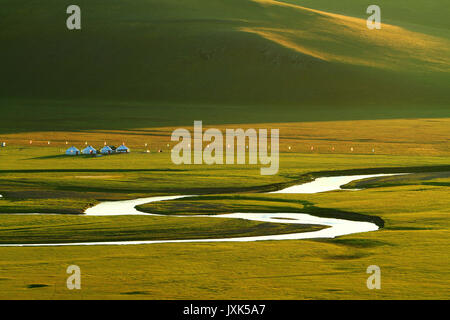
{"left": 0, "top": 0, "right": 449, "bottom": 133}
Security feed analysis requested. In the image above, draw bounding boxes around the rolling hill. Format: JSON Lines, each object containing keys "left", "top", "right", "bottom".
{"left": 0, "top": 0, "right": 449, "bottom": 133}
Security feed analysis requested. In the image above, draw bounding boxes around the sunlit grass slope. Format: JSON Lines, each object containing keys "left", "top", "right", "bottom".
{"left": 245, "top": 0, "right": 449, "bottom": 71}
{"left": 0, "top": 0, "right": 449, "bottom": 133}
{"left": 283, "top": 0, "right": 450, "bottom": 37}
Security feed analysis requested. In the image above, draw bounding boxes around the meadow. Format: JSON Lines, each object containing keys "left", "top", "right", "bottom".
{"left": 0, "top": 117, "right": 449, "bottom": 299}
{"left": 1, "top": 118, "right": 449, "bottom": 214}
{"left": 1, "top": 0, "right": 449, "bottom": 134}
{"left": 0, "top": 178, "right": 449, "bottom": 299}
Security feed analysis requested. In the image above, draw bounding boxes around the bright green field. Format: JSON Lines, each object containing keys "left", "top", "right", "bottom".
{"left": 1, "top": 146, "right": 449, "bottom": 214}
{"left": 0, "top": 145, "right": 449, "bottom": 299}
{"left": 0, "top": 177, "right": 448, "bottom": 299}
{"left": 1, "top": 0, "right": 449, "bottom": 133}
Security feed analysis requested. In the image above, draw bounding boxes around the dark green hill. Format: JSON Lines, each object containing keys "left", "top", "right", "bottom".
{"left": 0, "top": 0, "right": 448, "bottom": 133}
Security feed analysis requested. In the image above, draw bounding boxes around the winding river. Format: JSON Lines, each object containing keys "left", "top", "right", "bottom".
{"left": 0, "top": 174, "right": 403, "bottom": 247}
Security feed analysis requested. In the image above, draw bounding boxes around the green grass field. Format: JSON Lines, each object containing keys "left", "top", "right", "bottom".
{"left": 1, "top": 137, "right": 449, "bottom": 214}
{"left": 0, "top": 177, "right": 448, "bottom": 299}
{"left": 0, "top": 0, "right": 449, "bottom": 133}
{"left": 0, "top": 0, "right": 449, "bottom": 300}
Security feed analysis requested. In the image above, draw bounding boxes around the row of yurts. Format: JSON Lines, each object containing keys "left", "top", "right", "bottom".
{"left": 65, "top": 144, "right": 130, "bottom": 155}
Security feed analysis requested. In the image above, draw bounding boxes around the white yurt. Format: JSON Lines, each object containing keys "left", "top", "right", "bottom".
{"left": 65, "top": 146, "right": 80, "bottom": 155}
{"left": 82, "top": 145, "right": 97, "bottom": 155}
{"left": 100, "top": 145, "right": 114, "bottom": 154}
{"left": 116, "top": 144, "right": 130, "bottom": 153}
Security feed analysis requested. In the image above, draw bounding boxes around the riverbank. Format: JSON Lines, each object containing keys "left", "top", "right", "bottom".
{"left": 0, "top": 173, "right": 414, "bottom": 246}
{"left": 0, "top": 176, "right": 367, "bottom": 245}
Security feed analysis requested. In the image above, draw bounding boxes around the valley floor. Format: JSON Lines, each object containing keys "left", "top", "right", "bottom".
{"left": 0, "top": 119, "right": 448, "bottom": 299}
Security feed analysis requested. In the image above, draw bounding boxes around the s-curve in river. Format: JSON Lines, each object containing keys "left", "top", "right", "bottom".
{"left": 0, "top": 173, "right": 406, "bottom": 247}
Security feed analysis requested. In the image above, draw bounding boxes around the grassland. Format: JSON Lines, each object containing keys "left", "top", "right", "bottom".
{"left": 0, "top": 214, "right": 321, "bottom": 245}
{"left": 2, "top": 118, "right": 450, "bottom": 155}
{"left": 0, "top": 177, "right": 448, "bottom": 299}
{"left": 1, "top": 118, "right": 449, "bottom": 214}
{"left": 0, "top": 0, "right": 449, "bottom": 300}
{"left": 0, "top": 0, "right": 449, "bottom": 133}
{"left": 0, "top": 118, "right": 449, "bottom": 299}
